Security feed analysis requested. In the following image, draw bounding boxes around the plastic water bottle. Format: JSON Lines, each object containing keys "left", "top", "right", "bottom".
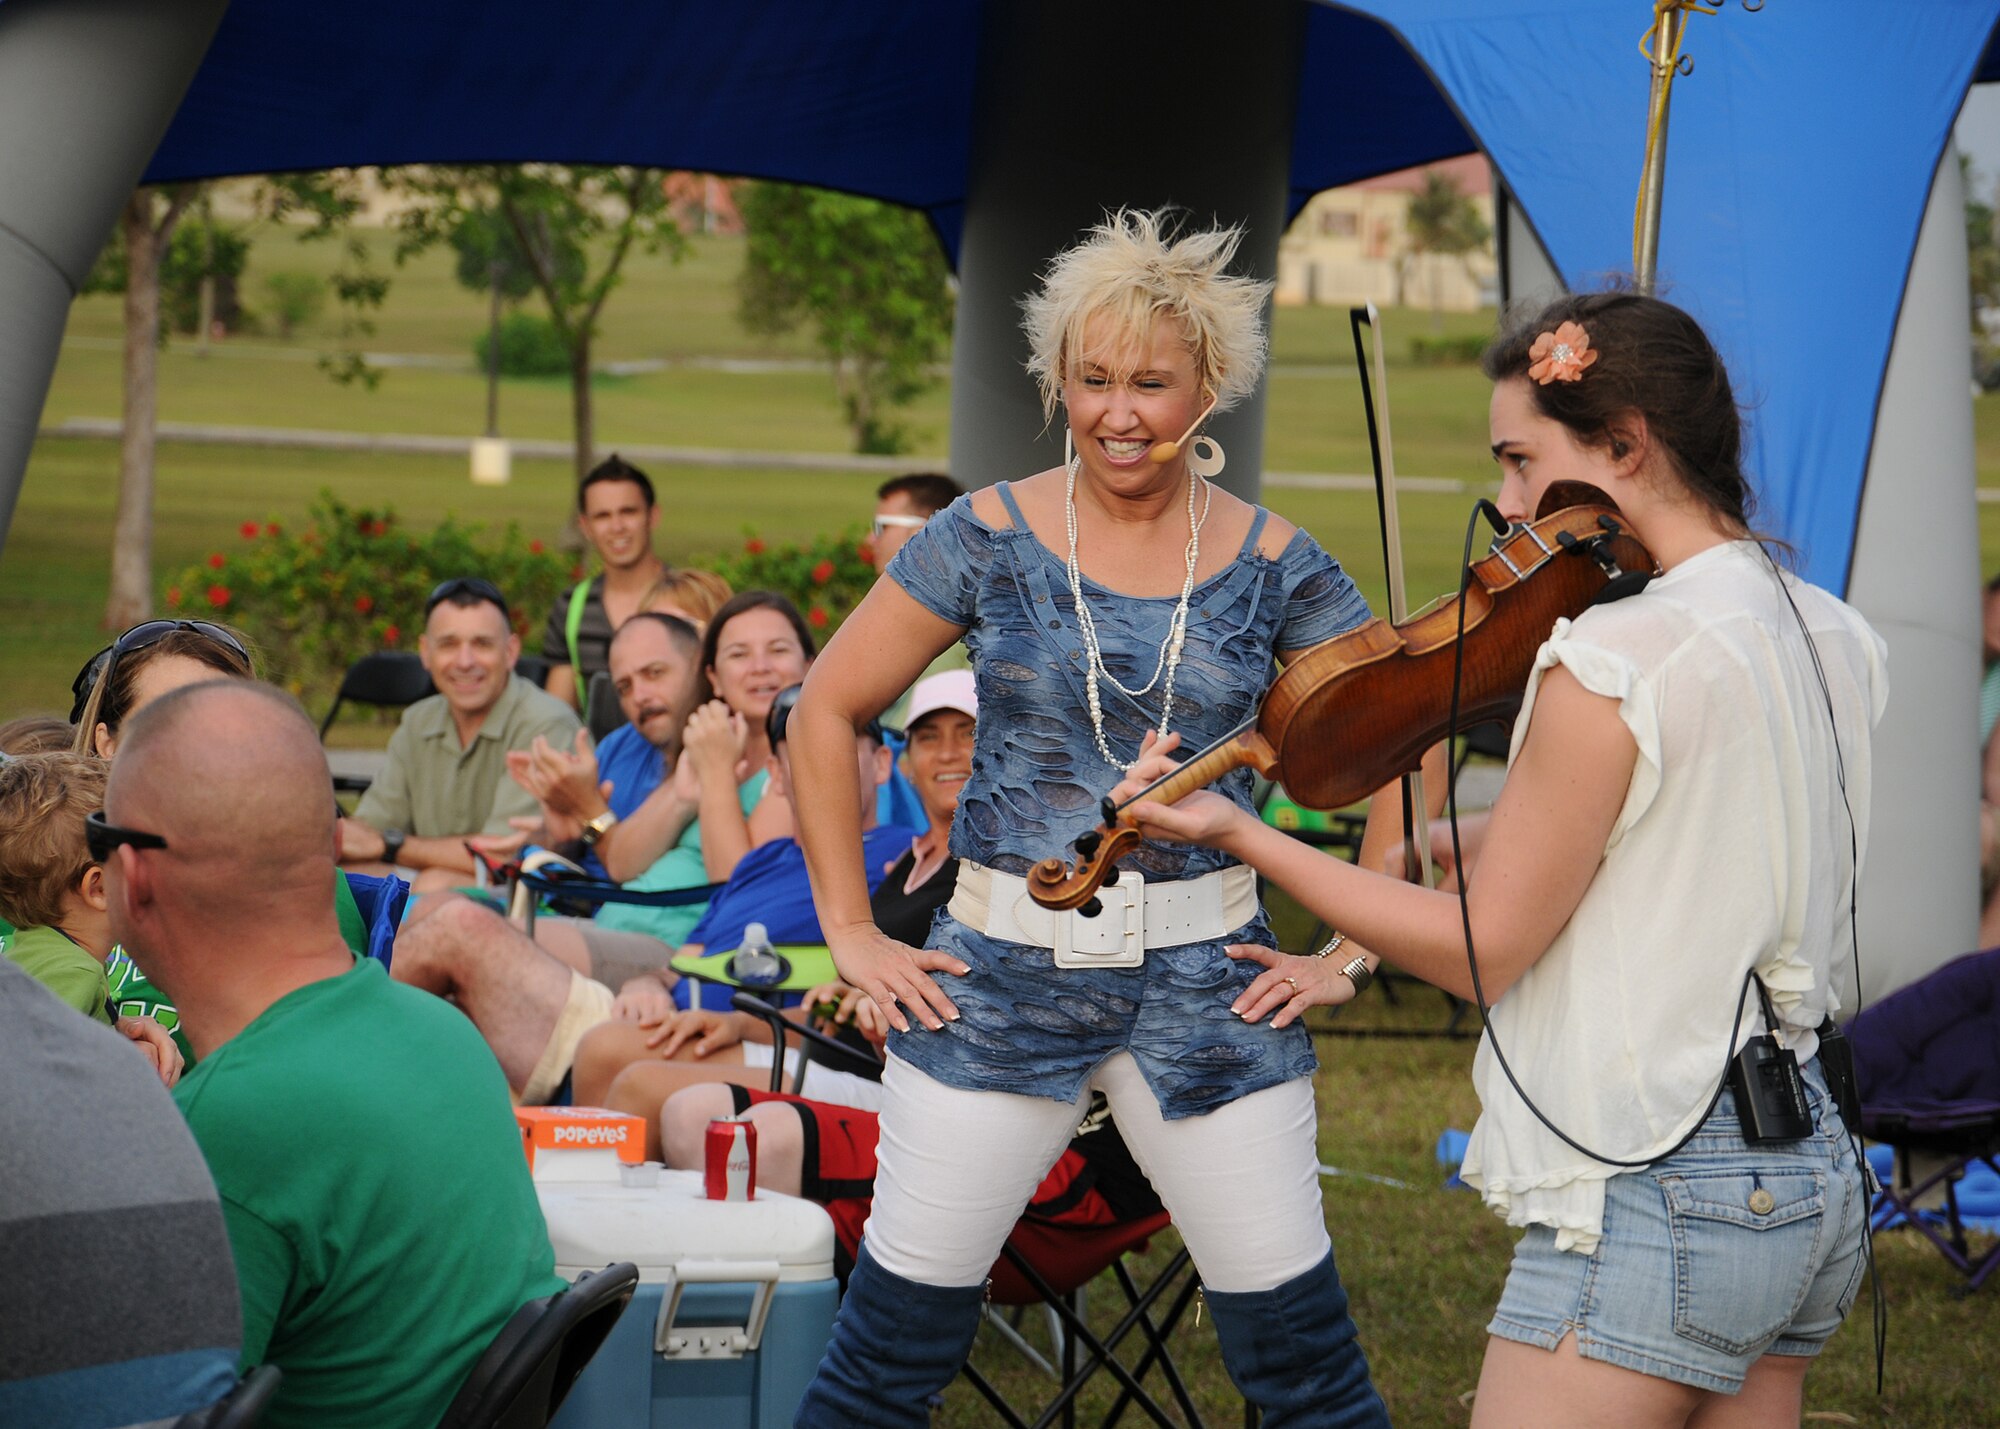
{"left": 730, "top": 922, "right": 783, "bottom": 986}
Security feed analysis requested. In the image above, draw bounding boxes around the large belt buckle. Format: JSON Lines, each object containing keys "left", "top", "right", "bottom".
{"left": 1053, "top": 870, "right": 1146, "bottom": 970}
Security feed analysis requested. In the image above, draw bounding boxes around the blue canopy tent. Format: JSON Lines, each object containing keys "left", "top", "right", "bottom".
{"left": 0, "top": 0, "right": 1995, "bottom": 991}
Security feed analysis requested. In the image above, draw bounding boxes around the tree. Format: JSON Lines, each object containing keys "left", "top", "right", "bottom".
{"left": 1403, "top": 170, "right": 1492, "bottom": 328}
{"left": 101, "top": 185, "right": 202, "bottom": 628}
{"left": 737, "top": 183, "right": 955, "bottom": 454}
{"left": 446, "top": 206, "right": 570, "bottom": 438}
{"left": 90, "top": 172, "right": 382, "bottom": 629}
{"left": 391, "top": 166, "right": 686, "bottom": 484}
{"left": 1965, "top": 156, "right": 2000, "bottom": 333}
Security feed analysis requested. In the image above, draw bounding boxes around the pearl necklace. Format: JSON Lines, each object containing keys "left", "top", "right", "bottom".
{"left": 1064, "top": 454, "right": 1213, "bottom": 772}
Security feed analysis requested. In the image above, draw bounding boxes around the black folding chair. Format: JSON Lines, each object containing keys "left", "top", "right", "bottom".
{"left": 1849, "top": 947, "right": 2000, "bottom": 1292}
{"left": 508, "top": 851, "right": 720, "bottom": 935}
{"left": 438, "top": 1263, "right": 640, "bottom": 1429}
{"left": 171, "top": 1365, "right": 282, "bottom": 1429}
{"left": 319, "top": 651, "right": 434, "bottom": 792}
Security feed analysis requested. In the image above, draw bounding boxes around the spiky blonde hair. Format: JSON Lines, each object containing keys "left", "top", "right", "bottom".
{"left": 1021, "top": 208, "right": 1271, "bottom": 423}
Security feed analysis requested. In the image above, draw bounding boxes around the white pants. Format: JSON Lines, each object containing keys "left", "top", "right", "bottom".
{"left": 863, "top": 1049, "right": 1330, "bottom": 1293}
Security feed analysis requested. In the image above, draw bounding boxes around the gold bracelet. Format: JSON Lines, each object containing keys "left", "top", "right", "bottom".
{"left": 1311, "top": 931, "right": 1348, "bottom": 960}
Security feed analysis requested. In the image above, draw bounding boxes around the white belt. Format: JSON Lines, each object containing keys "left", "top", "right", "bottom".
{"left": 948, "top": 859, "right": 1258, "bottom": 969}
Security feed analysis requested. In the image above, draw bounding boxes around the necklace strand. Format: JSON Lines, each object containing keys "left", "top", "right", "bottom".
{"left": 1064, "top": 456, "right": 1212, "bottom": 772}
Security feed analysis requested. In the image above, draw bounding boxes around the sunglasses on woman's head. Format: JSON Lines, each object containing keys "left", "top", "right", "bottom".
{"left": 68, "top": 620, "right": 249, "bottom": 723}
{"left": 85, "top": 810, "right": 169, "bottom": 863}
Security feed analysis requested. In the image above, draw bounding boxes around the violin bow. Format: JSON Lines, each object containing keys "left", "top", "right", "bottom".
{"left": 1348, "top": 303, "right": 1435, "bottom": 889}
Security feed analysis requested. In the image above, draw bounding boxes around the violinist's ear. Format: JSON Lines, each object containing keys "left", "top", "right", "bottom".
{"left": 1604, "top": 412, "right": 1649, "bottom": 477}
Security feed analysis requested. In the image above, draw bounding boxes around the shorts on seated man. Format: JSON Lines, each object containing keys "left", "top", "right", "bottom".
{"left": 392, "top": 687, "right": 914, "bottom": 1104}
{"left": 103, "top": 681, "right": 562, "bottom": 1428}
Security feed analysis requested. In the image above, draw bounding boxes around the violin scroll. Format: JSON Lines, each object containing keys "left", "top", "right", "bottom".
{"left": 1026, "top": 810, "right": 1143, "bottom": 914}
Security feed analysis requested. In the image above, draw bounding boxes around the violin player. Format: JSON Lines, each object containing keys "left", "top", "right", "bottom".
{"left": 783, "top": 209, "right": 1400, "bottom": 1427}
{"left": 1120, "top": 292, "right": 1884, "bottom": 1428}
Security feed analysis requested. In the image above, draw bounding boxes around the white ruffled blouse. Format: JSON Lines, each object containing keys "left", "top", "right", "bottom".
{"left": 1459, "top": 540, "right": 1888, "bottom": 1253}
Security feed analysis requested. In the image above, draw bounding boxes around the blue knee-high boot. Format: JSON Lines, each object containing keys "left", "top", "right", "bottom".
{"left": 793, "top": 1242, "right": 987, "bottom": 1428}
{"left": 1203, "top": 1250, "right": 1390, "bottom": 1428}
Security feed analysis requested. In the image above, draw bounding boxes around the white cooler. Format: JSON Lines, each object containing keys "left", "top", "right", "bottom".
{"left": 542, "top": 1169, "right": 839, "bottom": 1428}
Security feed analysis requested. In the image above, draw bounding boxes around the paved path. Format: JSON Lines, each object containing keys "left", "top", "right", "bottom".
{"left": 43, "top": 415, "right": 1475, "bottom": 491}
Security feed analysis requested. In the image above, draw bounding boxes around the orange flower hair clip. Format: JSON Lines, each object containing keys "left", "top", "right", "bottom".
{"left": 1527, "top": 321, "right": 1598, "bottom": 385}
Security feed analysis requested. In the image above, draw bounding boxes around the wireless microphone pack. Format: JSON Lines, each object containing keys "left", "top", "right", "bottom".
{"left": 1727, "top": 1033, "right": 1813, "bottom": 1143}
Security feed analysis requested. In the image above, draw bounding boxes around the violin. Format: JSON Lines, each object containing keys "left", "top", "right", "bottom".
{"left": 1024, "top": 482, "right": 1657, "bottom": 913}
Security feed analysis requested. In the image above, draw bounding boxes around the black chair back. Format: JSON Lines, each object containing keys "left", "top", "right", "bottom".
{"left": 438, "top": 1262, "right": 640, "bottom": 1429}
{"left": 319, "top": 651, "right": 435, "bottom": 738}
{"left": 171, "top": 1364, "right": 282, "bottom": 1429}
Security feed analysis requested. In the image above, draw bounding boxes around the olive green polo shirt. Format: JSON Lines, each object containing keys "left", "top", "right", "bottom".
{"left": 354, "top": 674, "right": 581, "bottom": 838}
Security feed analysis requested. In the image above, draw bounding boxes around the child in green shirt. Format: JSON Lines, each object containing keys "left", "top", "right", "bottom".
{"left": 0, "top": 751, "right": 183, "bottom": 1085}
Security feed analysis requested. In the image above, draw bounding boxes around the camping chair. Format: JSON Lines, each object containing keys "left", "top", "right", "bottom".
{"left": 1847, "top": 945, "right": 2000, "bottom": 1292}
{"left": 438, "top": 1262, "right": 641, "bottom": 1429}
{"left": 171, "top": 1365, "right": 282, "bottom": 1429}
{"left": 319, "top": 652, "right": 433, "bottom": 793}
{"left": 731, "top": 993, "right": 1221, "bottom": 1429}
{"left": 505, "top": 850, "right": 719, "bottom": 939}
{"left": 342, "top": 869, "right": 410, "bottom": 968}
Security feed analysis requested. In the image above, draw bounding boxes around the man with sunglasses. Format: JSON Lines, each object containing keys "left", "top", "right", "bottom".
{"left": 100, "top": 680, "right": 562, "bottom": 1427}
{"left": 344, "top": 578, "right": 580, "bottom": 890}
{"left": 870, "top": 474, "right": 971, "bottom": 737}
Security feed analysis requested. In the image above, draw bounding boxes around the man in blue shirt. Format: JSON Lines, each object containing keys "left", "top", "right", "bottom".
{"left": 504, "top": 612, "right": 702, "bottom": 881}
{"left": 391, "top": 688, "right": 912, "bottom": 1104}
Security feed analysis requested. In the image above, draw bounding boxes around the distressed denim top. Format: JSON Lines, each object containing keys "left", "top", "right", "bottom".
{"left": 889, "top": 485, "right": 1369, "bottom": 876}
{"left": 879, "top": 485, "right": 1372, "bottom": 1118}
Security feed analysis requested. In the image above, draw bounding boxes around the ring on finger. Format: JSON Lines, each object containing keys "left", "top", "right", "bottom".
{"left": 1282, "top": 975, "right": 1299, "bottom": 993}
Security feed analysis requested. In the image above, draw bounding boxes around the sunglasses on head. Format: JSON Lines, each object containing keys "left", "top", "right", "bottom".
{"left": 871, "top": 513, "right": 928, "bottom": 540}
{"left": 424, "top": 577, "right": 511, "bottom": 620}
{"left": 85, "top": 810, "right": 169, "bottom": 863}
{"left": 69, "top": 620, "right": 249, "bottom": 724}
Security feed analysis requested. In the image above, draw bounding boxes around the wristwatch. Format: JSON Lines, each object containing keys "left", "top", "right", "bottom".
{"left": 581, "top": 809, "right": 619, "bottom": 847}
{"left": 381, "top": 828, "right": 406, "bottom": 866}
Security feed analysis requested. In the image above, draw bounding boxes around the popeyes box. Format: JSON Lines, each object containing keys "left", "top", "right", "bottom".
{"left": 521, "top": 1109, "right": 838, "bottom": 1429}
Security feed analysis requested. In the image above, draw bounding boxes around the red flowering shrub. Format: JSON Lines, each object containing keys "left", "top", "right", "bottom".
{"left": 706, "top": 525, "right": 876, "bottom": 638}
{"left": 164, "top": 492, "right": 573, "bottom": 709}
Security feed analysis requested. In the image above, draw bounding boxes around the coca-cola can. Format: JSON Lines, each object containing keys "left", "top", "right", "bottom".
{"left": 704, "top": 1116, "right": 757, "bottom": 1201}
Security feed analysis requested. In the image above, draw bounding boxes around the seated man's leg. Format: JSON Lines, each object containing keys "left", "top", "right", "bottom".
{"left": 533, "top": 914, "right": 678, "bottom": 990}
{"left": 660, "top": 1085, "right": 807, "bottom": 1196}
{"left": 391, "top": 894, "right": 612, "bottom": 1102}
{"left": 599, "top": 1059, "right": 769, "bottom": 1159}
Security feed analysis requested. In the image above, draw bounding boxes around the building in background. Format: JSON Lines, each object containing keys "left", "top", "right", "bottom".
{"left": 1276, "top": 154, "right": 1496, "bottom": 312}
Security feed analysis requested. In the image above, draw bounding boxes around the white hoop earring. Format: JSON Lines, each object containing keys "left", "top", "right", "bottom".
{"left": 1064, "top": 427, "right": 1076, "bottom": 470}
{"left": 1187, "top": 433, "right": 1226, "bottom": 480}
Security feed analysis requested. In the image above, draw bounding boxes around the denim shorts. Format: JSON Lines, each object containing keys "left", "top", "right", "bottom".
{"left": 1488, "top": 1060, "right": 1869, "bottom": 1393}
{"left": 883, "top": 908, "right": 1319, "bottom": 1122}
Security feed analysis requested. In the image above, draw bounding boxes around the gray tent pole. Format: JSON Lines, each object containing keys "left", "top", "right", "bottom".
{"left": 1846, "top": 138, "right": 1981, "bottom": 1003}
{"left": 0, "top": 0, "right": 230, "bottom": 563}
{"left": 945, "top": 0, "right": 1307, "bottom": 503}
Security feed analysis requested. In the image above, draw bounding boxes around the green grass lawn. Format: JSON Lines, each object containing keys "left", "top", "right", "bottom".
{"left": 935, "top": 981, "right": 1996, "bottom": 1428}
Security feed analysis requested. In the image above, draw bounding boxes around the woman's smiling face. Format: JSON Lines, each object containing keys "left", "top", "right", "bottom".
{"left": 1062, "top": 314, "right": 1208, "bottom": 493}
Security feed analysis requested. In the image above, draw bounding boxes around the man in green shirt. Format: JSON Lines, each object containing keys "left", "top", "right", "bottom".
{"left": 104, "top": 680, "right": 562, "bottom": 1428}
{"left": 343, "top": 576, "right": 580, "bottom": 892}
